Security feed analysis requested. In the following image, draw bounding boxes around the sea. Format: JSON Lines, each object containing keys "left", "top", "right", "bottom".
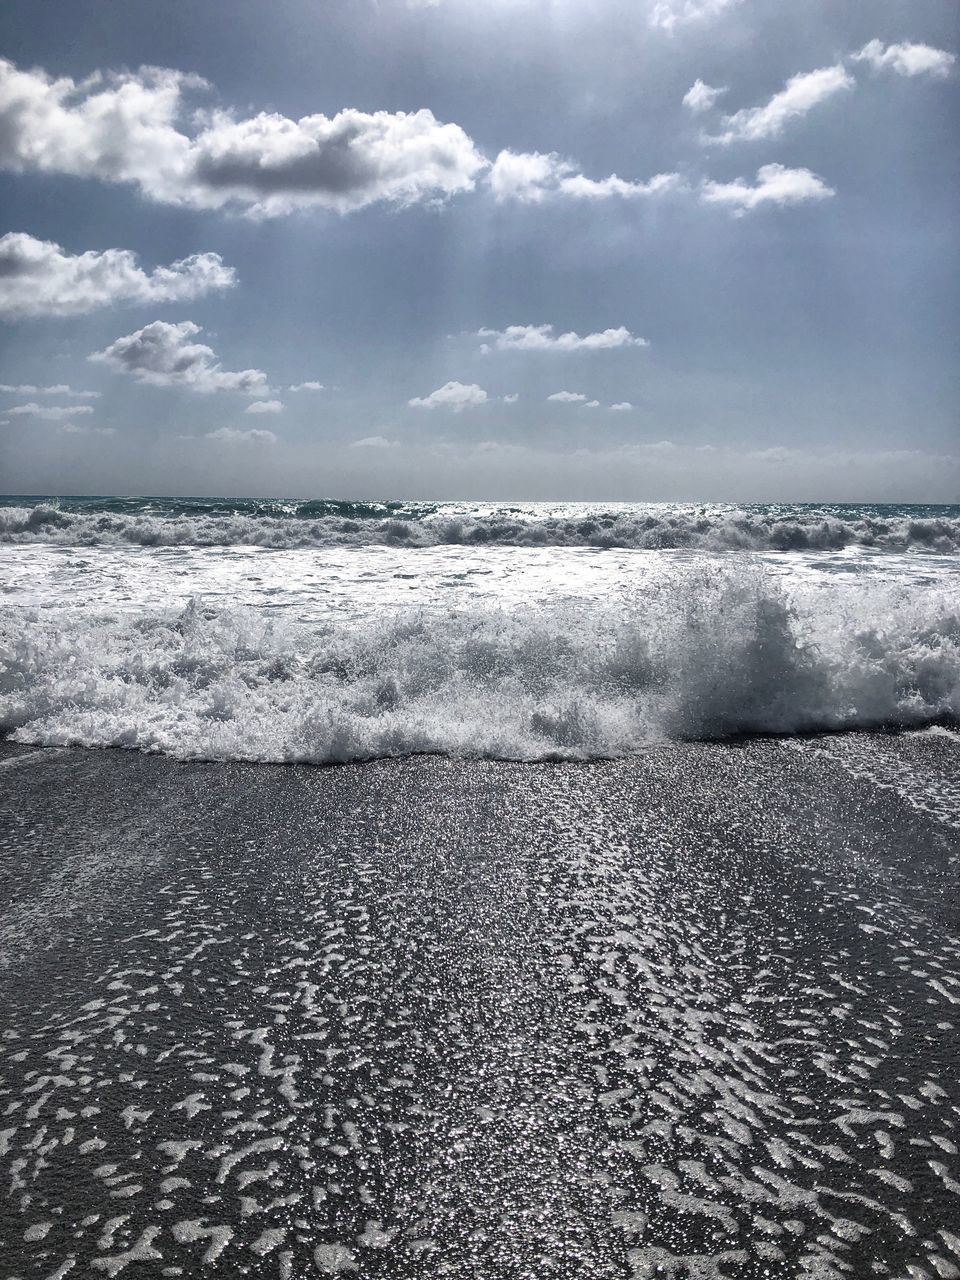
{"left": 1, "top": 495, "right": 958, "bottom": 762}
{"left": 3, "top": 495, "right": 960, "bottom": 1279}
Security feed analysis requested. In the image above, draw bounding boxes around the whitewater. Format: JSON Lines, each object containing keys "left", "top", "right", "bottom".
{"left": 1, "top": 497, "right": 958, "bottom": 763}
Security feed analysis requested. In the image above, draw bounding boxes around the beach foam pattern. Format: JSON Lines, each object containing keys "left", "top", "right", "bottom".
{"left": 0, "top": 737, "right": 958, "bottom": 1276}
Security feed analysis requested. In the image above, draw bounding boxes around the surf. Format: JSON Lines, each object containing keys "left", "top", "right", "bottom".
{"left": 2, "top": 565, "right": 956, "bottom": 764}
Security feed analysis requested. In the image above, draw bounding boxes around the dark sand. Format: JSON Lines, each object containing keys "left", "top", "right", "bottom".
{"left": 1, "top": 733, "right": 958, "bottom": 1278}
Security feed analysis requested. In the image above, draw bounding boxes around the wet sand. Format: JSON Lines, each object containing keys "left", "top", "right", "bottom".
{"left": 1, "top": 733, "right": 958, "bottom": 1278}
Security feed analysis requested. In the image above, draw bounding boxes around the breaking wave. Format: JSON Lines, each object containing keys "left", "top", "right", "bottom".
{"left": 2, "top": 568, "right": 957, "bottom": 763}
{"left": 1, "top": 500, "right": 959, "bottom": 553}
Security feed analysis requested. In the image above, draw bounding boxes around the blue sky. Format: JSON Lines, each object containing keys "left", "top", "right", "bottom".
{"left": 0, "top": 0, "right": 956, "bottom": 500}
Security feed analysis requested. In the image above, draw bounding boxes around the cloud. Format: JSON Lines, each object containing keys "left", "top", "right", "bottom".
{"left": 585, "top": 400, "right": 600, "bottom": 408}
{"left": 851, "top": 40, "right": 955, "bottom": 78}
{"left": 0, "top": 59, "right": 486, "bottom": 216}
{"left": 610, "top": 402, "right": 634, "bottom": 411}
{"left": 289, "top": 381, "right": 324, "bottom": 391}
{"left": 62, "top": 422, "right": 115, "bottom": 436}
{"left": 649, "top": 0, "right": 741, "bottom": 32}
{"left": 90, "top": 320, "right": 269, "bottom": 394}
{"left": 0, "top": 232, "right": 236, "bottom": 318}
{"left": 409, "top": 380, "right": 488, "bottom": 411}
{"left": 0, "top": 383, "right": 100, "bottom": 397}
{"left": 351, "top": 435, "right": 399, "bottom": 448}
{"left": 205, "top": 426, "right": 277, "bottom": 444}
{"left": 501, "top": 393, "right": 519, "bottom": 404}
{"left": 7, "top": 402, "right": 96, "bottom": 420}
{"left": 701, "top": 163, "right": 835, "bottom": 213}
{"left": 244, "top": 399, "right": 283, "bottom": 414}
{"left": 707, "top": 65, "right": 854, "bottom": 144}
{"left": 683, "top": 80, "right": 726, "bottom": 113}
{"left": 478, "top": 324, "right": 648, "bottom": 353}
{"left": 489, "top": 150, "right": 680, "bottom": 203}
{"left": 547, "top": 390, "right": 588, "bottom": 402}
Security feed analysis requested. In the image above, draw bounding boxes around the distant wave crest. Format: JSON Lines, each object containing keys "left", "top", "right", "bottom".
{"left": 1, "top": 501, "right": 959, "bottom": 553}
{"left": 2, "top": 568, "right": 957, "bottom": 763}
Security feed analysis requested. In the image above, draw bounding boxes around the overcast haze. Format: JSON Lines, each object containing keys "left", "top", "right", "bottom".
{"left": 0, "top": 0, "right": 957, "bottom": 500}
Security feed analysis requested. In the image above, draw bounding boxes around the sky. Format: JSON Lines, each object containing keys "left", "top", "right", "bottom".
{"left": 0, "top": 0, "right": 957, "bottom": 501}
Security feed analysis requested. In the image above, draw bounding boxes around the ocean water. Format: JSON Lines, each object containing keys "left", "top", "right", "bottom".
{"left": 1, "top": 496, "right": 958, "bottom": 763}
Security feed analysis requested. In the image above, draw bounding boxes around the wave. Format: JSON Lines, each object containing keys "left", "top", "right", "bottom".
{"left": 2, "top": 568, "right": 957, "bottom": 763}
{"left": 2, "top": 501, "right": 960, "bottom": 553}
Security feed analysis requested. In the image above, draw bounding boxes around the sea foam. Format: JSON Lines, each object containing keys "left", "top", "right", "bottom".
{"left": 2, "top": 567, "right": 956, "bottom": 763}
{"left": 1, "top": 502, "right": 959, "bottom": 553}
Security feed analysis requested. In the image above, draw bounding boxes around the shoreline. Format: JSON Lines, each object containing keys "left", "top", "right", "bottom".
{"left": 1, "top": 732, "right": 958, "bottom": 1276}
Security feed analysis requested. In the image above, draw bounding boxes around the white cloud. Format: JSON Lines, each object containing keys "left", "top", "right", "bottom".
{"left": 351, "top": 435, "right": 399, "bottom": 448}
{"left": 489, "top": 150, "right": 680, "bottom": 203}
{"left": 585, "top": 400, "right": 600, "bottom": 408}
{"left": 289, "top": 381, "right": 324, "bottom": 391}
{"left": 708, "top": 65, "right": 854, "bottom": 144}
{"left": 7, "top": 402, "right": 96, "bottom": 420}
{"left": 205, "top": 426, "right": 277, "bottom": 444}
{"left": 0, "top": 59, "right": 486, "bottom": 216}
{"left": 547, "top": 390, "right": 588, "bottom": 402}
{"left": 0, "top": 383, "right": 100, "bottom": 397}
{"left": 244, "top": 399, "right": 284, "bottom": 414}
{"left": 90, "top": 320, "right": 269, "bottom": 394}
{"left": 62, "top": 423, "right": 115, "bottom": 436}
{"left": 610, "top": 402, "right": 634, "bottom": 411}
{"left": 501, "top": 393, "right": 519, "bottom": 404}
{"left": 0, "top": 232, "right": 235, "bottom": 318}
{"left": 649, "top": 0, "right": 741, "bottom": 32}
{"left": 409, "top": 380, "right": 489, "bottom": 411}
{"left": 851, "top": 40, "right": 955, "bottom": 78}
{"left": 478, "top": 324, "right": 648, "bottom": 353}
{"left": 683, "top": 80, "right": 726, "bottom": 113}
{"left": 701, "top": 163, "right": 835, "bottom": 213}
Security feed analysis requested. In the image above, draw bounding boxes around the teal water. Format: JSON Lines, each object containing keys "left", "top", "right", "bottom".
{"left": 0, "top": 496, "right": 958, "bottom": 550}
{"left": 1, "top": 494, "right": 957, "bottom": 521}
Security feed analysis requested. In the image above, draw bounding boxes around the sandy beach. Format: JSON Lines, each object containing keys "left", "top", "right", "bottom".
{"left": 1, "top": 732, "right": 958, "bottom": 1278}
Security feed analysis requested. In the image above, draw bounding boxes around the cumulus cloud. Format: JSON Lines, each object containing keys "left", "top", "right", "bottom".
{"left": 0, "top": 383, "right": 100, "bottom": 397}
{"left": 478, "top": 324, "right": 648, "bottom": 353}
{"left": 0, "top": 232, "right": 235, "bottom": 318}
{"left": 683, "top": 80, "right": 726, "bottom": 113}
{"left": 707, "top": 65, "right": 854, "bottom": 144}
{"left": 205, "top": 426, "right": 277, "bottom": 444}
{"left": 409, "top": 380, "right": 488, "bottom": 411}
{"left": 62, "top": 423, "right": 115, "bottom": 436}
{"left": 351, "top": 435, "right": 399, "bottom": 448}
{"left": 547, "top": 390, "right": 589, "bottom": 402}
{"left": 7, "top": 402, "right": 95, "bottom": 420}
{"left": 851, "top": 40, "right": 955, "bottom": 78}
{"left": 0, "top": 59, "right": 486, "bottom": 216}
{"left": 244, "top": 399, "right": 284, "bottom": 414}
{"left": 289, "top": 381, "right": 324, "bottom": 391}
{"left": 610, "top": 402, "right": 634, "bottom": 411}
{"left": 701, "top": 163, "right": 835, "bottom": 213}
{"left": 585, "top": 399, "right": 600, "bottom": 408}
{"left": 90, "top": 320, "right": 269, "bottom": 394}
{"left": 489, "top": 150, "right": 680, "bottom": 203}
{"left": 501, "top": 393, "right": 519, "bottom": 404}
{"left": 649, "top": 0, "right": 741, "bottom": 32}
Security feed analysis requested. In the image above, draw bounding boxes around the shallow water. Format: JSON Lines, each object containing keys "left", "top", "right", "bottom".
{"left": 0, "top": 498, "right": 958, "bottom": 762}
